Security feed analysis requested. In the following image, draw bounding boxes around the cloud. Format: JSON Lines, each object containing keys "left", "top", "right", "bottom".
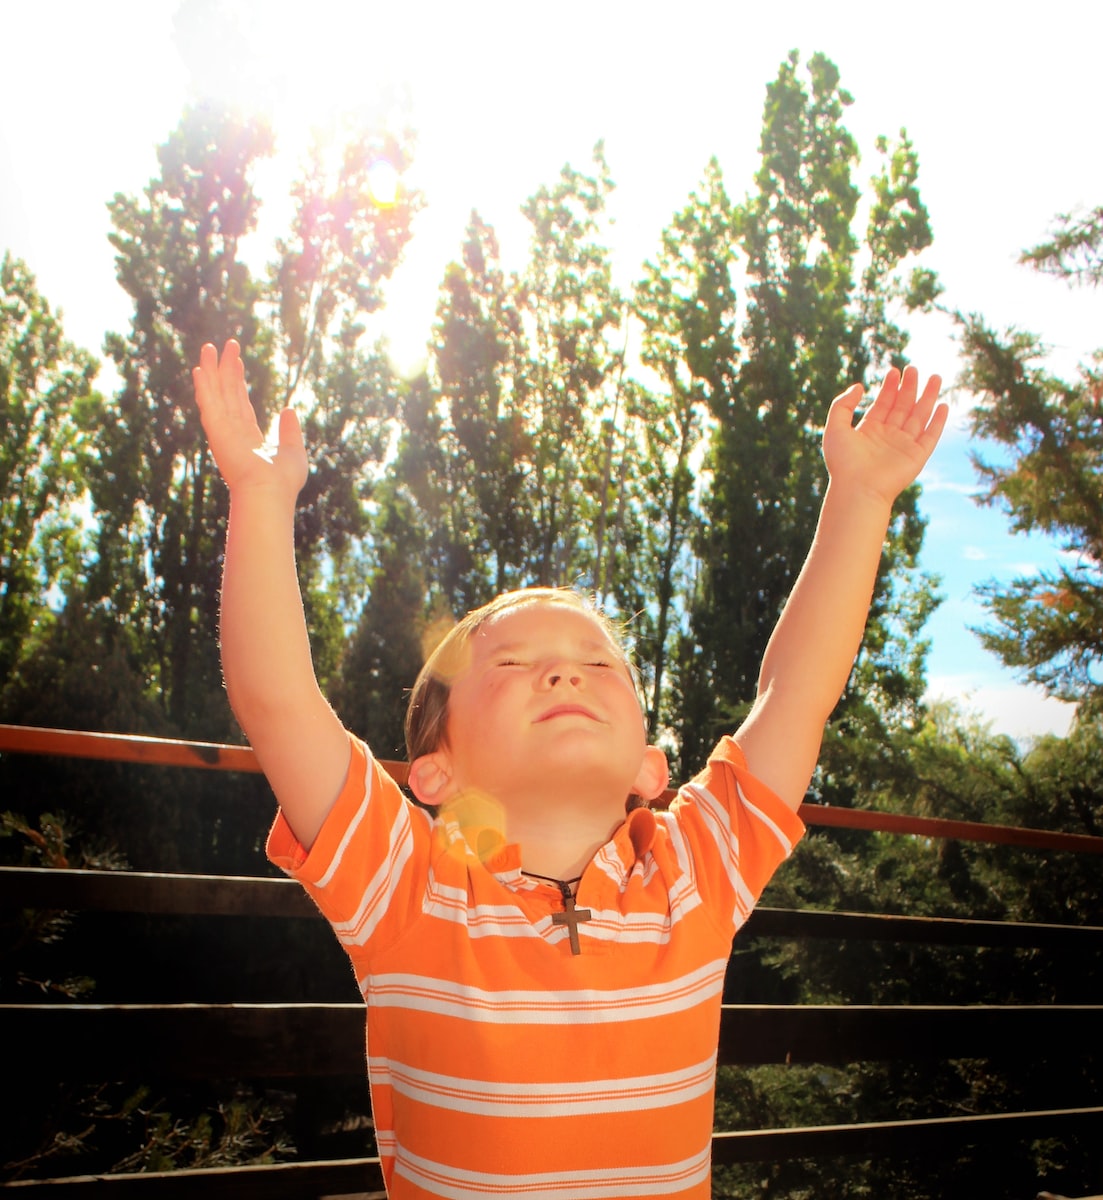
{"left": 920, "top": 475, "right": 980, "bottom": 497}
{"left": 925, "top": 677, "right": 1075, "bottom": 742}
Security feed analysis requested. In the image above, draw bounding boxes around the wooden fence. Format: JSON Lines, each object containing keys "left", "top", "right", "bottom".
{"left": 2, "top": 723, "right": 1101, "bottom": 1198}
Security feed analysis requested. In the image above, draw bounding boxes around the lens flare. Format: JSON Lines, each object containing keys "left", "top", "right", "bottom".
{"left": 442, "top": 788, "right": 508, "bottom": 863}
{"left": 366, "top": 159, "right": 400, "bottom": 207}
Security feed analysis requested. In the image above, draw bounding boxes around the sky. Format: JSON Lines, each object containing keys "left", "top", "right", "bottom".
{"left": 2, "top": 0, "right": 1100, "bottom": 742}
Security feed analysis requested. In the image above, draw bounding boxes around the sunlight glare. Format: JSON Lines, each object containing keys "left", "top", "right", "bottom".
{"left": 367, "top": 158, "right": 401, "bottom": 208}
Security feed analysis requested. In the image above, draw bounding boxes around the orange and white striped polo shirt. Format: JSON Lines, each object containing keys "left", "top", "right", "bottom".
{"left": 268, "top": 733, "right": 804, "bottom": 1199}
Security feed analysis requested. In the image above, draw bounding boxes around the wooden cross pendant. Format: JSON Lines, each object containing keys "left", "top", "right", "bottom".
{"left": 551, "top": 884, "right": 592, "bottom": 955}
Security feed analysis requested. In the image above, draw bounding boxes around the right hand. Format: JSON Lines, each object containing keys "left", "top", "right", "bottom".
{"left": 821, "top": 366, "right": 946, "bottom": 508}
{"left": 193, "top": 340, "right": 308, "bottom": 498}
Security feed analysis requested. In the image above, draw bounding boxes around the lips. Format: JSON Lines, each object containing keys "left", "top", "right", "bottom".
{"left": 534, "top": 704, "right": 601, "bottom": 723}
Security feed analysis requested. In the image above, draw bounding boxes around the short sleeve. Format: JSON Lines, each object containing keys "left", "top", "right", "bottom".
{"left": 267, "top": 733, "right": 434, "bottom": 964}
{"left": 665, "top": 735, "right": 805, "bottom": 936}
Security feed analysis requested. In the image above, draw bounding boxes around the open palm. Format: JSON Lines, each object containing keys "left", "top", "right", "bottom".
{"left": 192, "top": 340, "right": 308, "bottom": 498}
{"left": 823, "top": 366, "right": 947, "bottom": 505}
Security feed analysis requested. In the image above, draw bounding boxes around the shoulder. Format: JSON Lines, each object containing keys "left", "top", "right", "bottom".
{"left": 673, "top": 735, "right": 806, "bottom": 863}
{"left": 268, "top": 733, "right": 430, "bottom": 883}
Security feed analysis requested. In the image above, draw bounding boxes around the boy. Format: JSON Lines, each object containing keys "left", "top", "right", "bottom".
{"left": 193, "top": 340, "right": 946, "bottom": 1198}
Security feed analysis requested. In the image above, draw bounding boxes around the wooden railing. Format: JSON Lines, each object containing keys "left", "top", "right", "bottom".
{"left": 2, "top": 723, "right": 1102, "bottom": 1198}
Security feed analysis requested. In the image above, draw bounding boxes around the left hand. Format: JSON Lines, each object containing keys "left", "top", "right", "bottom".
{"left": 823, "top": 365, "right": 948, "bottom": 505}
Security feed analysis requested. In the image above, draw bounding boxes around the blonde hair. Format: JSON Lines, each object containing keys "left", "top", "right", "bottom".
{"left": 404, "top": 588, "right": 639, "bottom": 763}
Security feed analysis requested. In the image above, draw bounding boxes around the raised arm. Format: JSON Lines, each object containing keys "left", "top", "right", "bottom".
{"left": 734, "top": 366, "right": 948, "bottom": 812}
{"left": 194, "top": 340, "right": 349, "bottom": 849}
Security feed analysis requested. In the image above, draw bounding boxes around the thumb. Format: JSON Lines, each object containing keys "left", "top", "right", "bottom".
{"left": 277, "top": 406, "right": 305, "bottom": 453}
{"left": 826, "top": 382, "right": 864, "bottom": 430}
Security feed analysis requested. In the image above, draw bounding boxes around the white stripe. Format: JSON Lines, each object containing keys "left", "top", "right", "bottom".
{"left": 316, "top": 788, "right": 371, "bottom": 890}
{"left": 393, "top": 1143, "right": 712, "bottom": 1199}
{"left": 577, "top": 907, "right": 672, "bottom": 944}
{"left": 660, "top": 807, "right": 723, "bottom": 928}
{"left": 552, "top": 900, "right": 698, "bottom": 945}
{"left": 739, "top": 783, "right": 795, "bottom": 856}
{"left": 369, "top": 1054, "right": 716, "bottom": 1118}
{"left": 684, "top": 782, "right": 759, "bottom": 919}
{"left": 422, "top": 874, "right": 700, "bottom": 947}
{"left": 421, "top": 893, "right": 687, "bottom": 947}
{"left": 423, "top": 895, "right": 546, "bottom": 939}
{"left": 366, "top": 958, "right": 727, "bottom": 1024}
{"left": 667, "top": 864, "right": 704, "bottom": 922}
{"left": 424, "top": 870, "right": 468, "bottom": 910}
{"left": 659, "top": 810, "right": 697, "bottom": 890}
{"left": 591, "top": 841, "right": 660, "bottom": 890}
{"left": 329, "top": 800, "right": 416, "bottom": 947}
{"left": 693, "top": 778, "right": 796, "bottom": 927}
{"left": 423, "top": 867, "right": 548, "bottom": 940}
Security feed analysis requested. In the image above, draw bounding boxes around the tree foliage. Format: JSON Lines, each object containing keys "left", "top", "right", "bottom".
{"left": 957, "top": 205, "right": 1103, "bottom": 713}
{"left": 76, "top": 104, "right": 419, "bottom": 735}
{"left": 2, "top": 104, "right": 421, "bottom": 882}
{"left": 1019, "top": 204, "right": 1103, "bottom": 289}
{"left": 269, "top": 123, "right": 422, "bottom": 673}
{"left": 512, "top": 142, "right": 630, "bottom": 591}
{"left": 630, "top": 157, "right": 735, "bottom": 733}
{"left": 412, "top": 212, "right": 528, "bottom": 608}
{"left": 0, "top": 255, "right": 99, "bottom": 683}
{"left": 90, "top": 104, "right": 276, "bottom": 735}
{"left": 670, "top": 52, "right": 941, "bottom": 779}
{"left": 347, "top": 144, "right": 652, "bottom": 664}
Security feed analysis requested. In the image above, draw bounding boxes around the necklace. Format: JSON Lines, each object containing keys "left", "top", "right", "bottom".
{"left": 522, "top": 871, "right": 591, "bottom": 955}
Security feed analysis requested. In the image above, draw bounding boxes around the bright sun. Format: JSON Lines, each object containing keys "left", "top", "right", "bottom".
{"left": 366, "top": 159, "right": 401, "bottom": 208}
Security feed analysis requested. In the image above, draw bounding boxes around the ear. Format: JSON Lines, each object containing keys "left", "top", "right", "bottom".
{"left": 632, "top": 745, "right": 670, "bottom": 802}
{"left": 408, "top": 753, "right": 456, "bottom": 807}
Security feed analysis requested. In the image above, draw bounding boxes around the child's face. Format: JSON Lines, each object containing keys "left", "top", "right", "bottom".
{"left": 431, "top": 600, "right": 663, "bottom": 811}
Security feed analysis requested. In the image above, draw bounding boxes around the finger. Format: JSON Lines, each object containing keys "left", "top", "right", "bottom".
{"left": 277, "top": 406, "right": 304, "bottom": 453}
{"left": 195, "top": 342, "right": 230, "bottom": 410}
{"left": 193, "top": 342, "right": 218, "bottom": 409}
{"left": 885, "top": 365, "right": 919, "bottom": 426}
{"left": 191, "top": 365, "right": 206, "bottom": 410}
{"left": 859, "top": 367, "right": 902, "bottom": 426}
{"left": 216, "top": 339, "right": 253, "bottom": 423}
{"left": 826, "top": 382, "right": 865, "bottom": 431}
{"left": 192, "top": 350, "right": 221, "bottom": 422}
{"left": 914, "top": 400, "right": 950, "bottom": 461}
{"left": 897, "top": 364, "right": 921, "bottom": 414}
{"left": 905, "top": 373, "right": 943, "bottom": 434}
{"left": 217, "top": 338, "right": 242, "bottom": 391}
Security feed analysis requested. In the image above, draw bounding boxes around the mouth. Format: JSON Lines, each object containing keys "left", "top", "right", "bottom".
{"left": 534, "top": 704, "right": 601, "bottom": 723}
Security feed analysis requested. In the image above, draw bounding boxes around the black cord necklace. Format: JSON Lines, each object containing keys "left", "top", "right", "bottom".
{"left": 522, "top": 871, "right": 591, "bottom": 955}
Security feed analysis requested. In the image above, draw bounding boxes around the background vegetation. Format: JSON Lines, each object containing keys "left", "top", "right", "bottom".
{"left": 2, "top": 50, "right": 1100, "bottom": 1197}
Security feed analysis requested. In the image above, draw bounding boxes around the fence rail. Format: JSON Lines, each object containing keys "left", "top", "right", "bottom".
{"left": 5, "top": 864, "right": 1103, "bottom": 949}
{"left": 9, "top": 1000, "right": 1101, "bottom": 1078}
{"left": 9, "top": 1109, "right": 1103, "bottom": 1197}
{"left": 4, "top": 723, "right": 1101, "bottom": 855}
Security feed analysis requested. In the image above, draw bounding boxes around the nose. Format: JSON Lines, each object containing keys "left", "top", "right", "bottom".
{"left": 542, "top": 660, "right": 583, "bottom": 689}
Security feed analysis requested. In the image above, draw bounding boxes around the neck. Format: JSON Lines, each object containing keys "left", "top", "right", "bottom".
{"left": 523, "top": 867, "right": 582, "bottom": 887}
{"left": 449, "top": 771, "right": 631, "bottom": 880}
{"left": 511, "top": 806, "right": 622, "bottom": 879}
